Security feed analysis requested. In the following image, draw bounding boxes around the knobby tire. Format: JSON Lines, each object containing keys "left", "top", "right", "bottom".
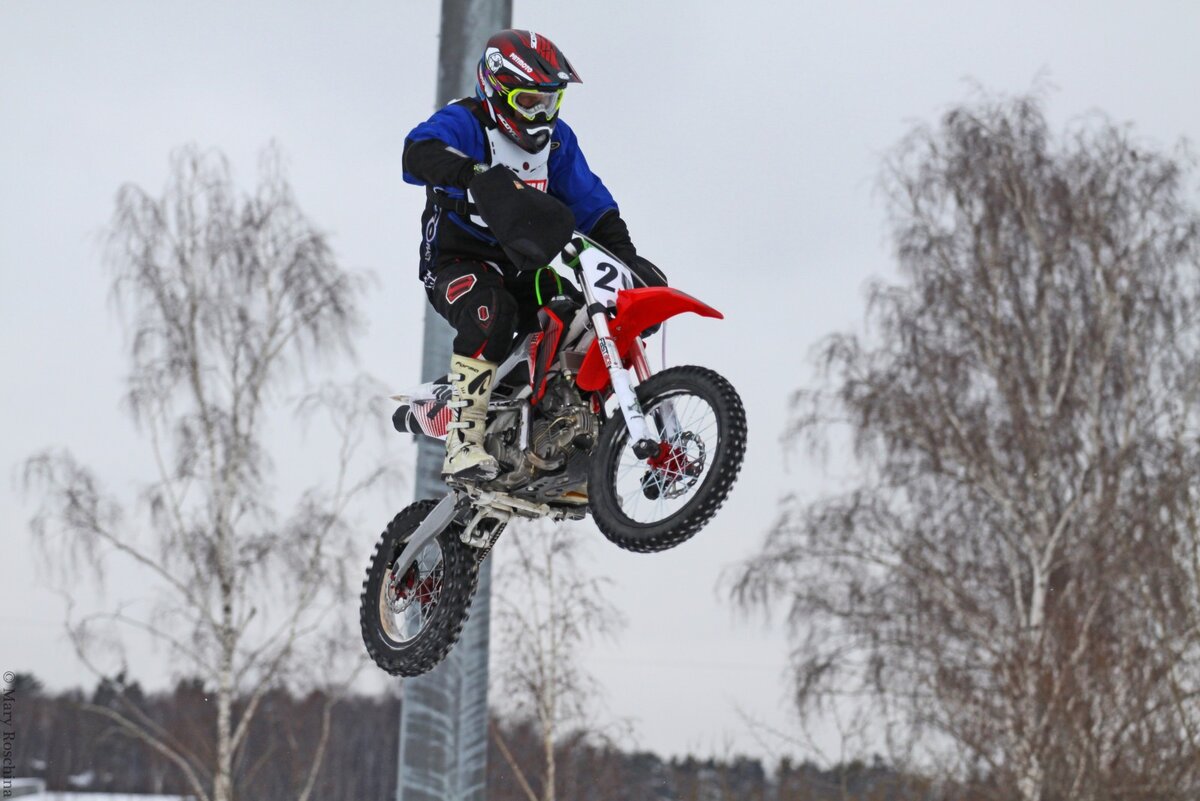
{"left": 360, "top": 499, "right": 479, "bottom": 676}
{"left": 588, "top": 365, "right": 747, "bottom": 553}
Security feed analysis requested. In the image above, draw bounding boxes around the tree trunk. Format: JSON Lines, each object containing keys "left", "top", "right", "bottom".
{"left": 215, "top": 657, "right": 234, "bottom": 801}
{"left": 214, "top": 563, "right": 236, "bottom": 801}
{"left": 541, "top": 727, "right": 556, "bottom": 801}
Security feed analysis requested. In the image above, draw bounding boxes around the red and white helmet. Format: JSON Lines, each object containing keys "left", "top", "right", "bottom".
{"left": 476, "top": 30, "right": 581, "bottom": 153}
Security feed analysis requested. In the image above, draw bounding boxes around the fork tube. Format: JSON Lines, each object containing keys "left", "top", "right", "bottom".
{"left": 632, "top": 337, "right": 682, "bottom": 440}
{"left": 577, "top": 272, "right": 657, "bottom": 457}
{"left": 630, "top": 338, "right": 652, "bottom": 382}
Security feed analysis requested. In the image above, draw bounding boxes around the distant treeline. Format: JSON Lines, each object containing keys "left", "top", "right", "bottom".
{"left": 7, "top": 672, "right": 397, "bottom": 800}
{"left": 9, "top": 672, "right": 930, "bottom": 800}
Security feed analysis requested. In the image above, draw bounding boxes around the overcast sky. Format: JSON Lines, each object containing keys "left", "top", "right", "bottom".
{"left": 4, "top": 0, "right": 1200, "bottom": 766}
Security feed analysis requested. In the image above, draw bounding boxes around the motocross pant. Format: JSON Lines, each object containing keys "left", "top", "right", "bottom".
{"left": 426, "top": 261, "right": 567, "bottom": 363}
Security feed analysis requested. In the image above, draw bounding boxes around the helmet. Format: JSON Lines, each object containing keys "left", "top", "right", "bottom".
{"left": 476, "top": 30, "right": 581, "bottom": 153}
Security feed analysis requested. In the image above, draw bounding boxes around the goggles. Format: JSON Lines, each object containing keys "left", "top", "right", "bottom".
{"left": 505, "top": 86, "right": 564, "bottom": 121}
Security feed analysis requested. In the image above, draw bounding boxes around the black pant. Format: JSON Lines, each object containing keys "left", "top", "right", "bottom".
{"left": 426, "top": 261, "right": 564, "bottom": 362}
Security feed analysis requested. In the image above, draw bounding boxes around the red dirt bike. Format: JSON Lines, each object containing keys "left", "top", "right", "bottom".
{"left": 359, "top": 229, "right": 746, "bottom": 677}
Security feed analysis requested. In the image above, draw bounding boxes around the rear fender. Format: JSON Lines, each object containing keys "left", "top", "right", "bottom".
{"left": 576, "top": 287, "right": 723, "bottom": 392}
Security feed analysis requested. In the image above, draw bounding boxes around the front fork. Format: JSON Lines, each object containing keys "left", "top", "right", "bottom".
{"left": 629, "top": 337, "right": 682, "bottom": 444}
{"left": 577, "top": 274, "right": 684, "bottom": 457}
{"left": 579, "top": 278, "right": 660, "bottom": 459}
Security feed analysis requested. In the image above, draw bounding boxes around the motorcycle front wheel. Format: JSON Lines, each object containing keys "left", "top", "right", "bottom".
{"left": 359, "top": 499, "right": 479, "bottom": 676}
{"left": 588, "top": 365, "right": 747, "bottom": 553}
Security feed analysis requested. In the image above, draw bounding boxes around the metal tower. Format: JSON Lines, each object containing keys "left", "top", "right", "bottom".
{"left": 397, "top": 2, "right": 511, "bottom": 800}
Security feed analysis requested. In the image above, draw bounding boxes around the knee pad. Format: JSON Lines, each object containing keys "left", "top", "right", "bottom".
{"left": 477, "top": 290, "right": 519, "bottom": 361}
{"left": 452, "top": 287, "right": 519, "bottom": 362}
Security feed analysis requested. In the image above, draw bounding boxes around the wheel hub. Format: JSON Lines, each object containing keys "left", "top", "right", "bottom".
{"left": 384, "top": 555, "right": 444, "bottom": 621}
{"left": 641, "top": 432, "right": 705, "bottom": 500}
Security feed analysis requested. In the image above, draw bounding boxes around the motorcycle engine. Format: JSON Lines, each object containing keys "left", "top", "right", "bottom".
{"left": 531, "top": 376, "right": 598, "bottom": 466}
{"left": 487, "top": 375, "right": 598, "bottom": 492}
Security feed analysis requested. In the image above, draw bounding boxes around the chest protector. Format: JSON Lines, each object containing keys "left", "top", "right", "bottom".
{"left": 468, "top": 124, "right": 552, "bottom": 228}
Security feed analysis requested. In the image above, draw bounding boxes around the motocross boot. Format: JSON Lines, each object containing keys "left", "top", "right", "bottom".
{"left": 443, "top": 353, "right": 500, "bottom": 481}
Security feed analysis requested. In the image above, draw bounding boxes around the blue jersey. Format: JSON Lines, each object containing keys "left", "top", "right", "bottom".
{"left": 403, "top": 101, "right": 620, "bottom": 246}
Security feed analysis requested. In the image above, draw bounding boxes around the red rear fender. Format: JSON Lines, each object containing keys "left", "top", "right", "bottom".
{"left": 576, "top": 287, "right": 723, "bottom": 392}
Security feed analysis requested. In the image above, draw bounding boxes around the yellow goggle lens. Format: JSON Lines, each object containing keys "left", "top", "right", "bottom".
{"left": 506, "top": 87, "right": 564, "bottom": 120}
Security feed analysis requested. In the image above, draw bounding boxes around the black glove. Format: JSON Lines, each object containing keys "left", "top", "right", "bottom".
{"left": 588, "top": 210, "right": 668, "bottom": 287}
{"left": 628, "top": 255, "right": 668, "bottom": 288}
{"left": 627, "top": 255, "right": 669, "bottom": 337}
{"left": 469, "top": 166, "right": 575, "bottom": 271}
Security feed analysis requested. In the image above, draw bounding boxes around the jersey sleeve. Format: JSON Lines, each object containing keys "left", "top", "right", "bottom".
{"left": 402, "top": 104, "right": 486, "bottom": 187}
{"left": 547, "top": 119, "right": 619, "bottom": 233}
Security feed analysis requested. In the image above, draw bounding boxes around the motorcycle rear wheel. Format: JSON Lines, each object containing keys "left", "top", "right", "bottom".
{"left": 360, "top": 500, "right": 479, "bottom": 676}
{"left": 588, "top": 365, "right": 747, "bottom": 553}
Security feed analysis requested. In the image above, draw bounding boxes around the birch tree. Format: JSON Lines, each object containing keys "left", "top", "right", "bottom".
{"left": 490, "top": 522, "right": 626, "bottom": 801}
{"left": 24, "top": 145, "right": 388, "bottom": 801}
{"left": 736, "top": 93, "right": 1200, "bottom": 800}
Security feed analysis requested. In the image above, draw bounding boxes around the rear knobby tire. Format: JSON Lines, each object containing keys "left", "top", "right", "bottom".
{"left": 588, "top": 365, "right": 747, "bottom": 553}
{"left": 360, "top": 499, "right": 479, "bottom": 676}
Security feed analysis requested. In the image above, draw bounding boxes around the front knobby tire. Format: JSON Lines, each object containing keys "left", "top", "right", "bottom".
{"left": 360, "top": 500, "right": 479, "bottom": 676}
{"left": 588, "top": 365, "right": 747, "bottom": 553}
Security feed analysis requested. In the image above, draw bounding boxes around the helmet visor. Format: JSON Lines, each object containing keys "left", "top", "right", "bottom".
{"left": 506, "top": 87, "right": 564, "bottom": 121}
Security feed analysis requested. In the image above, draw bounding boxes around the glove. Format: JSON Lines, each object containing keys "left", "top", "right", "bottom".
{"left": 626, "top": 255, "right": 669, "bottom": 337}
{"left": 469, "top": 166, "right": 575, "bottom": 271}
{"left": 628, "top": 255, "right": 668, "bottom": 288}
{"left": 588, "top": 210, "right": 668, "bottom": 287}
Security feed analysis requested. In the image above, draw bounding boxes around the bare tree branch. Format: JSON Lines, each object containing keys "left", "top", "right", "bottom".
{"left": 23, "top": 144, "right": 389, "bottom": 801}
{"left": 491, "top": 521, "right": 627, "bottom": 801}
{"left": 736, "top": 92, "right": 1200, "bottom": 798}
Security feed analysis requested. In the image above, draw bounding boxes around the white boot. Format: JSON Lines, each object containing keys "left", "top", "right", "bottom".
{"left": 443, "top": 354, "right": 500, "bottom": 481}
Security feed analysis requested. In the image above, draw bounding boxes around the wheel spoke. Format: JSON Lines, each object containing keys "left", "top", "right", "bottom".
{"left": 609, "top": 390, "right": 722, "bottom": 525}
{"left": 379, "top": 539, "right": 445, "bottom": 645}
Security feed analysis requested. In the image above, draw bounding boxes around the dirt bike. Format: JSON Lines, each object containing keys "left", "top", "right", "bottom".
{"left": 359, "top": 172, "right": 746, "bottom": 677}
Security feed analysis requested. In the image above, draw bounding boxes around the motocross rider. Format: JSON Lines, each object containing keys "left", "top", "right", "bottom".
{"left": 403, "top": 29, "right": 667, "bottom": 481}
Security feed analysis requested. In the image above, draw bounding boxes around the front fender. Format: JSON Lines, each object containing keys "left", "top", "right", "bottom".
{"left": 576, "top": 287, "right": 723, "bottom": 392}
